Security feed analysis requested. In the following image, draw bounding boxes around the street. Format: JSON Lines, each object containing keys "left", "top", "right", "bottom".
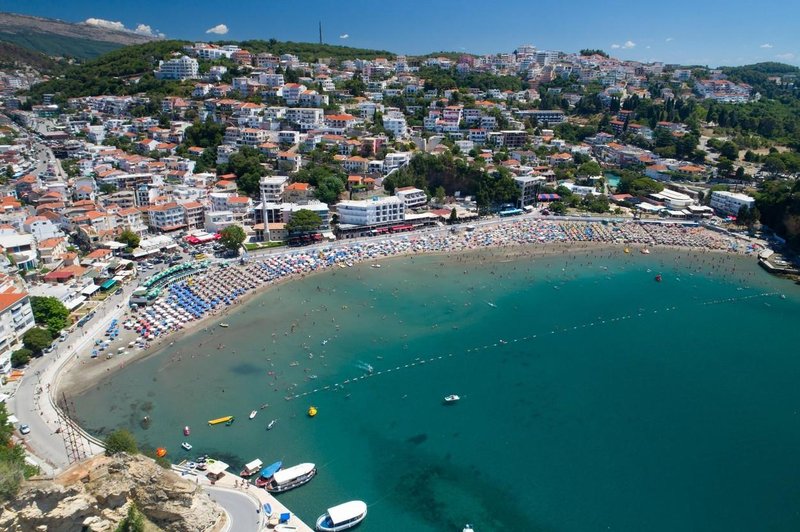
{"left": 205, "top": 486, "right": 262, "bottom": 532}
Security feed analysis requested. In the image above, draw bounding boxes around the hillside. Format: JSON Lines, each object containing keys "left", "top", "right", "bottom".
{"left": 0, "top": 40, "right": 60, "bottom": 71}
{"left": 225, "top": 39, "right": 395, "bottom": 62}
{"left": 0, "top": 12, "right": 155, "bottom": 59}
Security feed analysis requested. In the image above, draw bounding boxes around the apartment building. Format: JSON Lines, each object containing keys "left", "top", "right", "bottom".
{"left": 395, "top": 187, "right": 427, "bottom": 209}
{"left": 710, "top": 191, "right": 755, "bottom": 216}
{"left": 147, "top": 202, "right": 186, "bottom": 232}
{"left": 260, "top": 175, "right": 290, "bottom": 203}
{"left": 155, "top": 56, "right": 199, "bottom": 81}
{"left": 0, "top": 284, "right": 35, "bottom": 373}
{"left": 337, "top": 197, "right": 405, "bottom": 226}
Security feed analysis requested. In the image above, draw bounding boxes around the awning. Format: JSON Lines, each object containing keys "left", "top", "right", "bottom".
{"left": 100, "top": 279, "right": 117, "bottom": 290}
{"left": 65, "top": 296, "right": 86, "bottom": 310}
{"left": 537, "top": 193, "right": 561, "bottom": 201}
{"left": 81, "top": 284, "right": 101, "bottom": 295}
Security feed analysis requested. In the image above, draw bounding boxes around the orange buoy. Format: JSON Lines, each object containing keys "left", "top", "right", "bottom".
{"left": 156, "top": 447, "right": 167, "bottom": 457}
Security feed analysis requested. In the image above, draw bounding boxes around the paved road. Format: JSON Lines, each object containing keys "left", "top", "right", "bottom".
{"left": 205, "top": 486, "right": 262, "bottom": 532}
{"left": 8, "top": 283, "right": 139, "bottom": 473}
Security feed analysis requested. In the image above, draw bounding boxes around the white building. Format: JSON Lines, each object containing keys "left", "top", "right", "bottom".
{"left": 395, "top": 187, "right": 427, "bottom": 209}
{"left": 383, "top": 115, "right": 408, "bottom": 138}
{"left": 204, "top": 211, "right": 236, "bottom": 232}
{"left": 155, "top": 56, "right": 199, "bottom": 81}
{"left": 0, "top": 283, "right": 35, "bottom": 373}
{"left": 260, "top": 175, "right": 289, "bottom": 203}
{"left": 337, "top": 197, "right": 405, "bottom": 226}
{"left": 710, "top": 190, "right": 755, "bottom": 216}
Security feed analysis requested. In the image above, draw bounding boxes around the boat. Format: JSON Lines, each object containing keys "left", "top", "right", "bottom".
{"left": 655, "top": 274, "right": 662, "bottom": 282}
{"left": 208, "top": 415, "right": 234, "bottom": 425}
{"left": 463, "top": 525, "right": 475, "bottom": 532}
{"left": 265, "top": 462, "right": 317, "bottom": 493}
{"left": 240, "top": 458, "right": 264, "bottom": 478}
{"left": 315, "top": 500, "right": 367, "bottom": 532}
{"left": 624, "top": 247, "right": 630, "bottom": 254}
{"left": 249, "top": 410, "right": 258, "bottom": 420}
{"left": 219, "top": 323, "right": 229, "bottom": 328}
{"left": 254, "top": 460, "right": 283, "bottom": 488}
{"left": 183, "top": 426, "right": 190, "bottom": 436}
{"left": 640, "top": 248, "right": 650, "bottom": 255}
{"left": 444, "top": 394, "right": 460, "bottom": 403}
{"left": 267, "top": 419, "right": 277, "bottom": 430}
{"left": 226, "top": 417, "right": 235, "bottom": 426}
{"left": 156, "top": 448, "right": 167, "bottom": 458}
{"left": 181, "top": 442, "right": 192, "bottom": 451}
{"left": 308, "top": 406, "right": 318, "bottom": 417}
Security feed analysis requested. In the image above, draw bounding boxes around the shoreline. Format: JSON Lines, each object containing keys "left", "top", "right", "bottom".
{"left": 59, "top": 237, "right": 754, "bottom": 401}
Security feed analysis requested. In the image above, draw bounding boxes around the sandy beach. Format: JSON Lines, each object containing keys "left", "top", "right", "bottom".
{"left": 58, "top": 218, "right": 760, "bottom": 399}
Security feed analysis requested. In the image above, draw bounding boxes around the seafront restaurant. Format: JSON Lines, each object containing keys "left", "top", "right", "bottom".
{"left": 205, "top": 459, "right": 229, "bottom": 483}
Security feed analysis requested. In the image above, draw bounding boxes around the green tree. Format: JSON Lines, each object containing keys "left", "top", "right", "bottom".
{"left": 577, "top": 161, "right": 602, "bottom": 177}
{"left": 219, "top": 224, "right": 246, "bottom": 253}
{"left": 98, "top": 183, "right": 117, "bottom": 195}
{"left": 286, "top": 209, "right": 322, "bottom": 234}
{"left": 116, "top": 229, "right": 141, "bottom": 251}
{"left": 105, "top": 429, "right": 138, "bottom": 455}
{"left": 22, "top": 327, "right": 53, "bottom": 356}
{"left": 719, "top": 141, "right": 739, "bottom": 160}
{"left": 448, "top": 208, "right": 458, "bottom": 224}
{"left": 30, "top": 296, "right": 70, "bottom": 337}
{"left": 11, "top": 348, "right": 33, "bottom": 368}
{"left": 115, "top": 503, "right": 146, "bottom": 532}
{"left": 315, "top": 175, "right": 345, "bottom": 204}
{"left": 435, "top": 186, "right": 446, "bottom": 205}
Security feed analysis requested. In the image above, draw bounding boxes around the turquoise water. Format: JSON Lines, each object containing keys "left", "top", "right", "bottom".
{"left": 72, "top": 248, "right": 800, "bottom": 531}
{"left": 605, "top": 172, "right": 620, "bottom": 188}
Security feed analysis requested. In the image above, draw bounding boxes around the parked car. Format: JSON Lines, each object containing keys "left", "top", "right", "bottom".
{"left": 19, "top": 424, "right": 30, "bottom": 435}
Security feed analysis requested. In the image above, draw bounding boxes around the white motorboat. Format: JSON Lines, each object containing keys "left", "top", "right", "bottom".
{"left": 463, "top": 525, "right": 475, "bottom": 532}
{"left": 267, "top": 419, "right": 277, "bottom": 430}
{"left": 181, "top": 442, "right": 192, "bottom": 451}
{"left": 219, "top": 323, "right": 229, "bottom": 328}
{"left": 444, "top": 394, "right": 460, "bottom": 403}
{"left": 265, "top": 462, "right": 316, "bottom": 493}
{"left": 315, "top": 500, "right": 368, "bottom": 532}
{"left": 249, "top": 410, "right": 257, "bottom": 420}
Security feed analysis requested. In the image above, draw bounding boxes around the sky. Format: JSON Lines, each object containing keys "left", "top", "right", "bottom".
{"left": 9, "top": 0, "right": 800, "bottom": 67}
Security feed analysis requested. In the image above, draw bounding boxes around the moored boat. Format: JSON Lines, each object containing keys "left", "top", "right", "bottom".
{"left": 267, "top": 419, "right": 277, "bottom": 430}
{"left": 181, "top": 442, "right": 192, "bottom": 451}
{"left": 315, "top": 500, "right": 367, "bottom": 532}
{"left": 219, "top": 323, "right": 229, "bottom": 328}
{"left": 640, "top": 248, "right": 650, "bottom": 254}
{"left": 265, "top": 462, "right": 316, "bottom": 493}
{"left": 444, "top": 394, "right": 460, "bottom": 403}
{"left": 254, "top": 460, "right": 283, "bottom": 488}
{"left": 655, "top": 274, "right": 662, "bottom": 282}
{"left": 240, "top": 458, "right": 263, "bottom": 477}
{"left": 249, "top": 410, "right": 258, "bottom": 420}
{"left": 208, "top": 416, "right": 233, "bottom": 425}
{"left": 183, "top": 425, "right": 190, "bottom": 436}
{"left": 463, "top": 525, "right": 475, "bottom": 532}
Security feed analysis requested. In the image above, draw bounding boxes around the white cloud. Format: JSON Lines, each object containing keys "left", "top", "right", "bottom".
{"left": 622, "top": 40, "right": 636, "bottom": 49}
{"left": 665, "top": 37, "right": 674, "bottom": 42}
{"left": 134, "top": 24, "right": 164, "bottom": 38}
{"left": 84, "top": 18, "right": 126, "bottom": 32}
{"left": 339, "top": 33, "right": 349, "bottom": 40}
{"left": 776, "top": 52, "right": 796, "bottom": 61}
{"left": 83, "top": 18, "right": 164, "bottom": 38}
{"left": 760, "top": 43, "right": 774, "bottom": 49}
{"left": 646, "top": 45, "right": 651, "bottom": 49}
{"left": 610, "top": 44, "right": 621, "bottom": 49}
{"left": 206, "top": 24, "right": 229, "bottom": 35}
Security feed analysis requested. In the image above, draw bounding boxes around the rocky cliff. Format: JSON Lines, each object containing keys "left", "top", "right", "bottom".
{"left": 0, "top": 453, "right": 224, "bottom": 532}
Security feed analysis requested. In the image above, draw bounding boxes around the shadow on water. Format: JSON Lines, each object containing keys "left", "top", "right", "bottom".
{"left": 367, "top": 430, "right": 551, "bottom": 531}
{"left": 229, "top": 362, "right": 263, "bottom": 375}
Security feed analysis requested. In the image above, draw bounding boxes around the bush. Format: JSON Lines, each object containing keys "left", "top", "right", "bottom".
{"left": 10, "top": 349, "right": 33, "bottom": 368}
{"left": 22, "top": 328, "right": 53, "bottom": 356}
{"left": 115, "top": 502, "right": 146, "bottom": 532}
{"left": 104, "top": 429, "right": 138, "bottom": 455}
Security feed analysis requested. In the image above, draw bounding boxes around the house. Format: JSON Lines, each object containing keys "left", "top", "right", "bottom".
{"left": 324, "top": 113, "right": 357, "bottom": 134}
{"left": 0, "top": 284, "right": 35, "bottom": 372}
{"left": 341, "top": 156, "right": 369, "bottom": 174}
{"left": 283, "top": 182, "right": 314, "bottom": 204}
{"left": 395, "top": 187, "right": 427, "bottom": 209}
{"left": 147, "top": 203, "right": 187, "bottom": 232}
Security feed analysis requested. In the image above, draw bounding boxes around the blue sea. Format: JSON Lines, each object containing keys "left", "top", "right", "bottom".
{"left": 72, "top": 248, "right": 800, "bottom": 531}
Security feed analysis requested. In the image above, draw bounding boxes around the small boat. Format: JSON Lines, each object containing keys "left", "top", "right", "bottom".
{"left": 463, "top": 525, "right": 475, "bottom": 532}
{"left": 226, "top": 417, "right": 235, "bottom": 426}
{"left": 208, "top": 416, "right": 234, "bottom": 425}
{"left": 249, "top": 410, "right": 258, "bottom": 420}
{"left": 624, "top": 247, "right": 630, "bottom": 253}
{"left": 444, "top": 394, "right": 460, "bottom": 403}
{"left": 371, "top": 264, "right": 381, "bottom": 268}
{"left": 265, "top": 462, "right": 317, "bottom": 493}
{"left": 655, "top": 274, "right": 662, "bottom": 282}
{"left": 156, "top": 447, "right": 167, "bottom": 458}
{"left": 308, "top": 406, "right": 318, "bottom": 417}
{"left": 315, "top": 500, "right": 367, "bottom": 532}
{"left": 255, "top": 460, "right": 283, "bottom": 487}
{"left": 219, "top": 323, "right": 229, "bottom": 328}
{"left": 183, "top": 426, "right": 190, "bottom": 436}
{"left": 640, "top": 248, "right": 650, "bottom": 255}
{"left": 240, "top": 458, "right": 264, "bottom": 478}
{"left": 267, "top": 419, "right": 277, "bottom": 430}
{"left": 181, "top": 442, "right": 192, "bottom": 451}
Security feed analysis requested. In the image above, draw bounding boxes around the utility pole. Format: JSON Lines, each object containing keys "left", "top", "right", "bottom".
{"left": 319, "top": 21, "right": 323, "bottom": 45}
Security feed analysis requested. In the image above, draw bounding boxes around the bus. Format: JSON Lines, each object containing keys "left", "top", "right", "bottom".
{"left": 499, "top": 208, "right": 523, "bottom": 217}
